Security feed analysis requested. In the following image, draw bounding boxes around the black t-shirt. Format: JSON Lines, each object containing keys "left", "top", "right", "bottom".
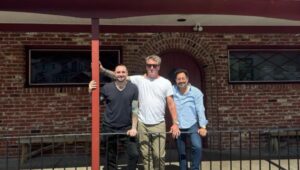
{"left": 101, "top": 81, "right": 138, "bottom": 129}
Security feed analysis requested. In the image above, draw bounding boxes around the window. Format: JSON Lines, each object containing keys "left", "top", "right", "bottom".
{"left": 229, "top": 49, "right": 300, "bottom": 83}
{"left": 26, "top": 46, "right": 122, "bottom": 86}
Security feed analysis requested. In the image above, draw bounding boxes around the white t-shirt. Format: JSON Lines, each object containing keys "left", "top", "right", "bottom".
{"left": 130, "top": 75, "right": 173, "bottom": 125}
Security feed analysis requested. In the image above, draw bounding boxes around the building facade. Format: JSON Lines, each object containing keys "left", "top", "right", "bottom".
{"left": 0, "top": 31, "right": 299, "bottom": 139}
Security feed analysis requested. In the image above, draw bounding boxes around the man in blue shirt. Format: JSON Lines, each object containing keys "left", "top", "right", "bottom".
{"left": 172, "top": 69, "right": 208, "bottom": 170}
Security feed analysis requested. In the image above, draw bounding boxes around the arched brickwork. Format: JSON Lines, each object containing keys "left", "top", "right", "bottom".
{"left": 138, "top": 33, "right": 219, "bottom": 129}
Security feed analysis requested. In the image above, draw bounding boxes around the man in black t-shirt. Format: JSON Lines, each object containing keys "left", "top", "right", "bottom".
{"left": 89, "top": 65, "right": 139, "bottom": 170}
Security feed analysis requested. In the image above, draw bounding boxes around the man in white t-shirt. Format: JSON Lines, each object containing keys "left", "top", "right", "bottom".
{"left": 100, "top": 55, "right": 180, "bottom": 170}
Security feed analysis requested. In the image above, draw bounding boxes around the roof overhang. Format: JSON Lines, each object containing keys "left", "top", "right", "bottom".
{"left": 1, "top": 0, "right": 300, "bottom": 33}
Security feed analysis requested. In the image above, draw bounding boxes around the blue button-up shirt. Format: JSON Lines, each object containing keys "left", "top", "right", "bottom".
{"left": 173, "top": 84, "right": 208, "bottom": 129}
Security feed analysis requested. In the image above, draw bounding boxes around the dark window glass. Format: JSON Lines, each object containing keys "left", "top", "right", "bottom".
{"left": 229, "top": 50, "right": 300, "bottom": 82}
{"left": 27, "top": 47, "right": 121, "bottom": 86}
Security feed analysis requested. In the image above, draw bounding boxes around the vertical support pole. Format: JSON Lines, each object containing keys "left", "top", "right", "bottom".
{"left": 91, "top": 18, "right": 100, "bottom": 170}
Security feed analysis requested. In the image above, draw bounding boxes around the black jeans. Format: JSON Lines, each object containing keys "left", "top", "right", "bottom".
{"left": 102, "top": 125, "right": 139, "bottom": 170}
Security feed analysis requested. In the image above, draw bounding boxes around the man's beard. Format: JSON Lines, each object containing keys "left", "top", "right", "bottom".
{"left": 116, "top": 76, "right": 126, "bottom": 82}
{"left": 177, "top": 82, "right": 188, "bottom": 88}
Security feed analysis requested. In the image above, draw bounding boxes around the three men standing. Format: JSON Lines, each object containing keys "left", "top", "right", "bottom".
{"left": 91, "top": 55, "right": 208, "bottom": 170}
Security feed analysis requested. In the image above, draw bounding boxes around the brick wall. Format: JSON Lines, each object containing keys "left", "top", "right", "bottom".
{"left": 0, "top": 32, "right": 299, "bottom": 138}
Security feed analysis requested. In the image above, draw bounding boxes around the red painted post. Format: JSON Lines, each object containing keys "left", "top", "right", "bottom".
{"left": 91, "top": 18, "right": 100, "bottom": 170}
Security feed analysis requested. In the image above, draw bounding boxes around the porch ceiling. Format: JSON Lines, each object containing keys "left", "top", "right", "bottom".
{"left": 1, "top": 0, "right": 300, "bottom": 32}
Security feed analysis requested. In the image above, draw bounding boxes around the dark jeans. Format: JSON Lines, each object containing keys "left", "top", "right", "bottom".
{"left": 176, "top": 123, "right": 203, "bottom": 170}
{"left": 102, "top": 125, "right": 139, "bottom": 170}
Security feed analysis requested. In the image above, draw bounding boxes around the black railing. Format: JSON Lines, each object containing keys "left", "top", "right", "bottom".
{"left": 204, "top": 129, "right": 300, "bottom": 170}
{"left": 0, "top": 128, "right": 299, "bottom": 170}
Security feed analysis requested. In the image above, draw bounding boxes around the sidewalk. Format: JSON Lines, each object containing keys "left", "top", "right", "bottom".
{"left": 2, "top": 158, "right": 299, "bottom": 170}
{"left": 1, "top": 148, "right": 299, "bottom": 170}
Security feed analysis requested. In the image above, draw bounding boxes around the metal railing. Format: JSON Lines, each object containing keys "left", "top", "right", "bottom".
{"left": 0, "top": 128, "right": 299, "bottom": 170}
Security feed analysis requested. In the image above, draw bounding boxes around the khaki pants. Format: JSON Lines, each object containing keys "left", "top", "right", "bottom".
{"left": 138, "top": 121, "right": 166, "bottom": 170}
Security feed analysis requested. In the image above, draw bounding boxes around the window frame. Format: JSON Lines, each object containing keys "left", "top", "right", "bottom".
{"left": 228, "top": 47, "right": 300, "bottom": 83}
{"left": 25, "top": 45, "right": 122, "bottom": 87}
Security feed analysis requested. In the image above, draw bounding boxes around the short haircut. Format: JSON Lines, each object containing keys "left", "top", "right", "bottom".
{"left": 145, "top": 55, "right": 162, "bottom": 65}
{"left": 115, "top": 64, "right": 127, "bottom": 71}
{"left": 174, "top": 69, "right": 189, "bottom": 79}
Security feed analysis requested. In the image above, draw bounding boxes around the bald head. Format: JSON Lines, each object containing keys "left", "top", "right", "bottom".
{"left": 114, "top": 65, "right": 128, "bottom": 82}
